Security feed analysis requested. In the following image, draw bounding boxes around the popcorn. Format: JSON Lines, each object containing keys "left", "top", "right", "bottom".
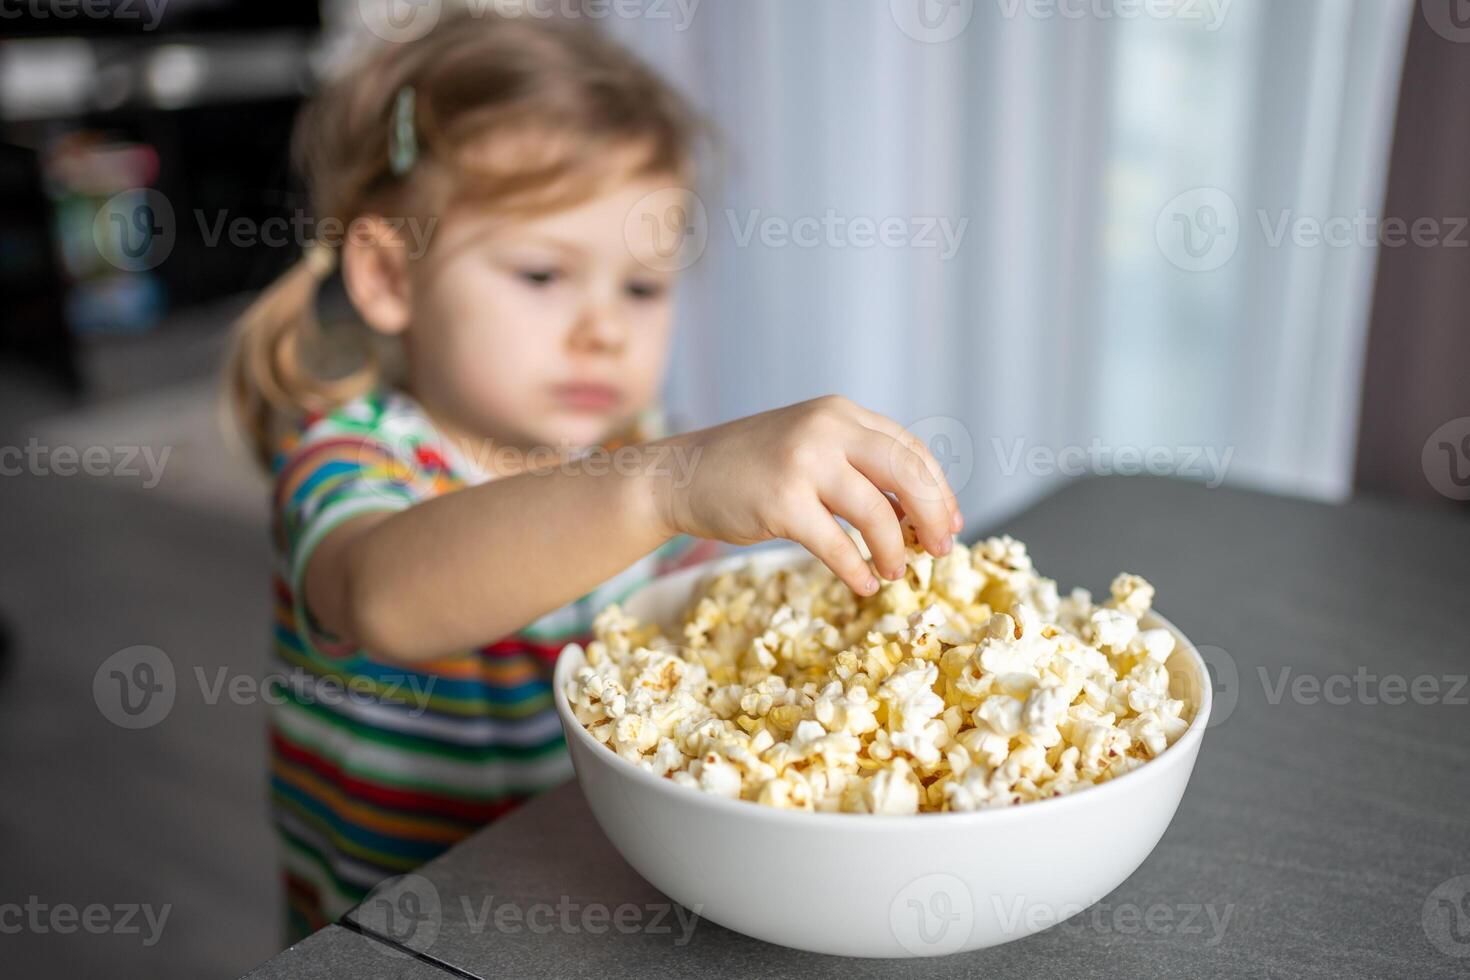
{"left": 695, "top": 750, "right": 743, "bottom": 799}
{"left": 566, "top": 536, "right": 1192, "bottom": 813}
{"left": 863, "top": 758, "right": 921, "bottom": 815}
{"left": 879, "top": 660, "right": 946, "bottom": 736}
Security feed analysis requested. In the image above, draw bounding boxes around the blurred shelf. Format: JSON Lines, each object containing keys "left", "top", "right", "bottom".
{"left": 0, "top": 30, "right": 319, "bottom": 123}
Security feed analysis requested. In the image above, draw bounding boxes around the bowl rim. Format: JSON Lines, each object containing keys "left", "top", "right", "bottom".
{"left": 553, "top": 546, "right": 1212, "bottom": 828}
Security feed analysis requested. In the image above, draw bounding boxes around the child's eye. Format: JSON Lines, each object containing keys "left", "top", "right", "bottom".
{"left": 519, "top": 268, "right": 561, "bottom": 287}
{"left": 626, "top": 280, "right": 666, "bottom": 301}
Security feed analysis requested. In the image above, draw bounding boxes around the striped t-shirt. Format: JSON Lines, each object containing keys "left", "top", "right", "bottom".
{"left": 266, "top": 390, "right": 714, "bottom": 940}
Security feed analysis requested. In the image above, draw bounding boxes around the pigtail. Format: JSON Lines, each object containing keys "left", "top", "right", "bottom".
{"left": 224, "top": 244, "right": 379, "bottom": 470}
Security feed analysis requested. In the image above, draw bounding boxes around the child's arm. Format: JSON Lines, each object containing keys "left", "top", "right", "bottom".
{"left": 305, "top": 396, "right": 963, "bottom": 663}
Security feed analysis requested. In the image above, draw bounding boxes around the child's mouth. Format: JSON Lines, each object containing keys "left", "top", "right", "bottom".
{"left": 551, "top": 382, "right": 623, "bottom": 413}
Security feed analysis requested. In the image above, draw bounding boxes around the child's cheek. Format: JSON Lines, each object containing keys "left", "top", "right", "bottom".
{"left": 453, "top": 341, "right": 546, "bottom": 430}
{"left": 408, "top": 314, "right": 537, "bottom": 442}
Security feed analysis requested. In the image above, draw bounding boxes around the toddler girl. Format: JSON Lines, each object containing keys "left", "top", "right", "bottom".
{"left": 227, "top": 11, "right": 961, "bottom": 941}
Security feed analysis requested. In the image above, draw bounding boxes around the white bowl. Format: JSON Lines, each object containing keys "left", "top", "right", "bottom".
{"left": 553, "top": 546, "right": 1211, "bottom": 957}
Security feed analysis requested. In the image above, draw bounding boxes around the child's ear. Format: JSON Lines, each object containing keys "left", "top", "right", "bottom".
{"left": 341, "top": 215, "right": 413, "bottom": 336}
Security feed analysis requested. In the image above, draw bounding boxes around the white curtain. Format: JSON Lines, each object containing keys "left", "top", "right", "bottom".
{"left": 605, "top": 0, "right": 1413, "bottom": 527}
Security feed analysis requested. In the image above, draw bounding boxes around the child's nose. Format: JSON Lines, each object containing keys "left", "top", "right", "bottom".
{"left": 567, "top": 306, "right": 627, "bottom": 355}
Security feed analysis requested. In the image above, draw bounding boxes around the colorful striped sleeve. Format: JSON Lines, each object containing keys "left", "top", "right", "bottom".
{"left": 273, "top": 429, "right": 432, "bottom": 663}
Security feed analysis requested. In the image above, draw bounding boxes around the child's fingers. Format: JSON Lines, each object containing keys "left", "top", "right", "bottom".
{"left": 847, "top": 430, "right": 955, "bottom": 557}
{"left": 847, "top": 407, "right": 963, "bottom": 532}
{"left": 818, "top": 467, "right": 907, "bottom": 580}
{"left": 786, "top": 504, "right": 881, "bottom": 596}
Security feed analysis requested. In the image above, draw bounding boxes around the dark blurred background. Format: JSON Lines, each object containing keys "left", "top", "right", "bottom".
{"left": 2, "top": 5, "right": 321, "bottom": 978}
{"left": 1, "top": 1, "right": 1466, "bottom": 977}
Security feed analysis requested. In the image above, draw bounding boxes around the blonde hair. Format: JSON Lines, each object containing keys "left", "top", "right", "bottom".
{"left": 225, "top": 11, "right": 701, "bottom": 468}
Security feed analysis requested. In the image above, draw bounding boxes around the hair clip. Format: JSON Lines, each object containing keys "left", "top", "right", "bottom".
{"left": 388, "top": 86, "right": 418, "bottom": 177}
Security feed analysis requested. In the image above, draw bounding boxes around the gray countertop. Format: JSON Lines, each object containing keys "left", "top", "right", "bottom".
{"left": 242, "top": 476, "right": 1470, "bottom": 979}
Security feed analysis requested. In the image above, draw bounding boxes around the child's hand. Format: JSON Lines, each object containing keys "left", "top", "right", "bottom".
{"left": 655, "top": 396, "right": 964, "bottom": 596}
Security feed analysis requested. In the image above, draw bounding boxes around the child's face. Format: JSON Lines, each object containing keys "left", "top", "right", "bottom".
{"left": 405, "top": 177, "right": 683, "bottom": 453}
